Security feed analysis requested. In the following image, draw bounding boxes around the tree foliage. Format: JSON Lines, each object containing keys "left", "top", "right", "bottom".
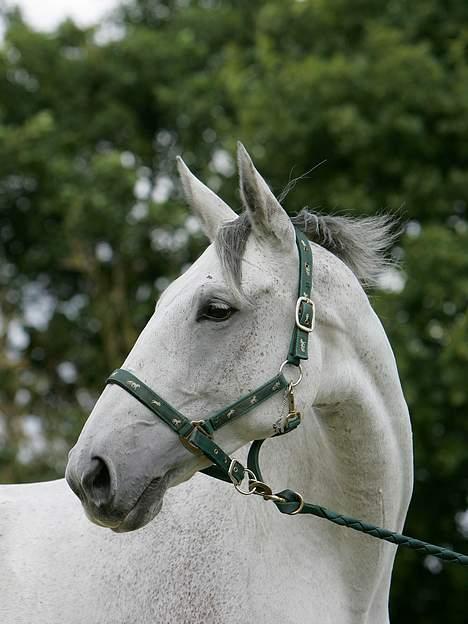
{"left": 0, "top": 1, "right": 467, "bottom": 620}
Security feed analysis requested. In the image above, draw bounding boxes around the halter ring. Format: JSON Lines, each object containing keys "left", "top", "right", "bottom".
{"left": 279, "top": 361, "right": 303, "bottom": 387}
{"left": 232, "top": 467, "right": 257, "bottom": 496}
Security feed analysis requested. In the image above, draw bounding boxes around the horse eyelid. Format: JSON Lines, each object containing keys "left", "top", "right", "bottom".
{"left": 196, "top": 299, "right": 238, "bottom": 322}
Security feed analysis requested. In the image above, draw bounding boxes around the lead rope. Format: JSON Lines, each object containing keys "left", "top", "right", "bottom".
{"left": 234, "top": 382, "right": 468, "bottom": 568}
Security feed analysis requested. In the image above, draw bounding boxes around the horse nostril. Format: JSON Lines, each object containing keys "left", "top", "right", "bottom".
{"left": 81, "top": 457, "right": 114, "bottom": 507}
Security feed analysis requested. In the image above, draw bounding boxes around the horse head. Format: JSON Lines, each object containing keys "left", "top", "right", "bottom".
{"left": 66, "top": 143, "right": 310, "bottom": 532}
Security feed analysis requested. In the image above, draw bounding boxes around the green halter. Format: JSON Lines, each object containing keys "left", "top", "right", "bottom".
{"left": 107, "top": 227, "right": 314, "bottom": 486}
{"left": 105, "top": 226, "right": 468, "bottom": 567}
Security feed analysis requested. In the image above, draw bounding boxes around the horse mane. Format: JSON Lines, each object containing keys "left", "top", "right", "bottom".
{"left": 215, "top": 209, "right": 398, "bottom": 291}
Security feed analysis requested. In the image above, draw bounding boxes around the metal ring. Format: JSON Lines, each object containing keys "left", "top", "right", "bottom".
{"left": 287, "top": 491, "right": 305, "bottom": 515}
{"left": 248, "top": 480, "right": 272, "bottom": 496}
{"left": 279, "top": 361, "right": 303, "bottom": 387}
{"left": 234, "top": 468, "right": 258, "bottom": 496}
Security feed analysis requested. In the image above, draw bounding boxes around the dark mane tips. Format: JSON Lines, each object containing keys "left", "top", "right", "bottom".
{"left": 215, "top": 209, "right": 399, "bottom": 291}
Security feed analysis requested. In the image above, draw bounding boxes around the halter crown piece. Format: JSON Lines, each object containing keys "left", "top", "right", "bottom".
{"left": 106, "top": 226, "right": 468, "bottom": 567}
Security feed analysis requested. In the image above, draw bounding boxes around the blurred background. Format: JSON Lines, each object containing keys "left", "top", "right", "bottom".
{"left": 0, "top": 0, "right": 467, "bottom": 620}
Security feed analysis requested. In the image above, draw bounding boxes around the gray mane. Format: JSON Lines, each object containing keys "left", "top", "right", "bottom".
{"left": 215, "top": 209, "right": 398, "bottom": 291}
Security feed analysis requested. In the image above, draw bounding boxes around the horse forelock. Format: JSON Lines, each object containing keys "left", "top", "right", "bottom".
{"left": 215, "top": 209, "right": 399, "bottom": 292}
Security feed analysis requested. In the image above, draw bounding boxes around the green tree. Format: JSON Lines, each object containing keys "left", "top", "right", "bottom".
{"left": 0, "top": 1, "right": 466, "bottom": 621}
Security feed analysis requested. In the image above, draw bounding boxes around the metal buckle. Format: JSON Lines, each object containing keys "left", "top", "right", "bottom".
{"left": 180, "top": 434, "right": 202, "bottom": 455}
{"left": 295, "top": 296, "right": 315, "bottom": 333}
{"left": 284, "top": 410, "right": 302, "bottom": 428}
{"left": 191, "top": 420, "right": 212, "bottom": 437}
{"left": 229, "top": 461, "right": 253, "bottom": 491}
{"left": 180, "top": 420, "right": 212, "bottom": 455}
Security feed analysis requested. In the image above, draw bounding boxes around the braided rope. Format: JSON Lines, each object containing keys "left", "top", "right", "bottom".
{"left": 274, "top": 492, "right": 468, "bottom": 566}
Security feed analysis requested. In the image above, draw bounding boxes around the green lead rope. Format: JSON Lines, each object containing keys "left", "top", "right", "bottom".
{"left": 246, "top": 439, "right": 468, "bottom": 567}
{"left": 274, "top": 493, "right": 468, "bottom": 566}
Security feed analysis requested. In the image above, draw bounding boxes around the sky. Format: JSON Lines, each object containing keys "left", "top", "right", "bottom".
{"left": 2, "top": 0, "right": 122, "bottom": 31}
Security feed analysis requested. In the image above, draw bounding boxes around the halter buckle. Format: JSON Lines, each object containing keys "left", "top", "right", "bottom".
{"left": 229, "top": 461, "right": 252, "bottom": 489}
{"left": 180, "top": 420, "right": 213, "bottom": 455}
{"left": 295, "top": 296, "right": 315, "bottom": 333}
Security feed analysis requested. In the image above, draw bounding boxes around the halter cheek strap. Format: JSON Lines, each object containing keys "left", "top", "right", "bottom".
{"left": 106, "top": 226, "right": 314, "bottom": 486}
{"left": 288, "top": 229, "right": 314, "bottom": 365}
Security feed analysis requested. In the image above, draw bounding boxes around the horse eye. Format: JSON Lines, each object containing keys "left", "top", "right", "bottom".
{"left": 199, "top": 300, "right": 236, "bottom": 322}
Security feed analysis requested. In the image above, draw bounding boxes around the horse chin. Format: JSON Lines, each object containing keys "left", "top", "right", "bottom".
{"left": 110, "top": 472, "right": 171, "bottom": 533}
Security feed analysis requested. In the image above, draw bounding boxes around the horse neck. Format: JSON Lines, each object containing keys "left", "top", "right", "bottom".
{"left": 257, "top": 248, "right": 413, "bottom": 615}
{"left": 308, "top": 249, "right": 413, "bottom": 524}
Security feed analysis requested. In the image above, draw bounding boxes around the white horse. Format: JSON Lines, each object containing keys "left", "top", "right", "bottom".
{"left": 1, "top": 144, "right": 413, "bottom": 624}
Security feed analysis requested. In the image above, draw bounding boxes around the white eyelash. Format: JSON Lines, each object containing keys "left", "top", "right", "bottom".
{"left": 210, "top": 301, "right": 230, "bottom": 309}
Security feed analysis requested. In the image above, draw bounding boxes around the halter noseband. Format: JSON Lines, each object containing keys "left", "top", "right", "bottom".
{"left": 106, "top": 227, "right": 314, "bottom": 489}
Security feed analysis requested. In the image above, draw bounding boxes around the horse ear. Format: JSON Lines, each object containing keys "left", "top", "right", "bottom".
{"left": 237, "top": 142, "right": 295, "bottom": 247}
{"left": 177, "top": 156, "right": 236, "bottom": 241}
